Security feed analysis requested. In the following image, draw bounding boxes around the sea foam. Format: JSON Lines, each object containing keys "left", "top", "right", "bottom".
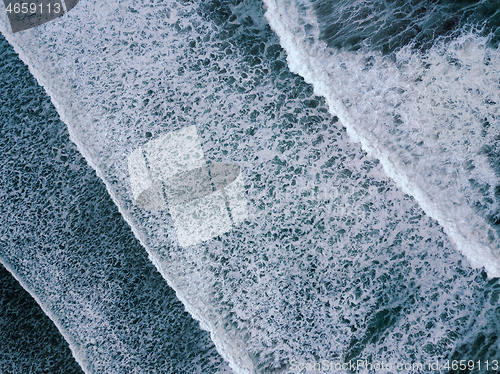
{"left": 2, "top": 0, "right": 500, "bottom": 372}
{"left": 0, "top": 33, "right": 231, "bottom": 374}
{"left": 263, "top": 0, "right": 500, "bottom": 278}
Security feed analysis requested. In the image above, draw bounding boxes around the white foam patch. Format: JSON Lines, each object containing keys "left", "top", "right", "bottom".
{"left": 0, "top": 29, "right": 233, "bottom": 374}
{"left": 262, "top": 0, "right": 500, "bottom": 277}
{"left": 128, "top": 125, "right": 248, "bottom": 247}
{"left": 2, "top": 0, "right": 499, "bottom": 372}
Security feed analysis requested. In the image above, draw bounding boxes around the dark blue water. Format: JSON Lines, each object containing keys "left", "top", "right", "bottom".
{"left": 0, "top": 265, "right": 85, "bottom": 374}
{"left": 313, "top": 0, "right": 500, "bottom": 54}
{"left": 0, "top": 33, "right": 227, "bottom": 374}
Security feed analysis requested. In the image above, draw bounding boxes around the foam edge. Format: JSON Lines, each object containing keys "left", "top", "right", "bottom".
{"left": 261, "top": 0, "right": 500, "bottom": 279}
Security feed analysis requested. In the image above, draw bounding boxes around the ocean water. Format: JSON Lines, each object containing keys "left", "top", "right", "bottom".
{"left": 0, "top": 33, "right": 230, "bottom": 373}
{"left": 0, "top": 0, "right": 499, "bottom": 373}
{"left": 0, "top": 264, "right": 85, "bottom": 373}
{"left": 264, "top": 0, "right": 500, "bottom": 276}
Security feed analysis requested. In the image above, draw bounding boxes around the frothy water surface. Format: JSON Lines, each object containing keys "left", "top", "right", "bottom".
{"left": 1, "top": 0, "right": 500, "bottom": 372}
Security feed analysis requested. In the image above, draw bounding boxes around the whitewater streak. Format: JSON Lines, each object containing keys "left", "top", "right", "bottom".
{"left": 0, "top": 3, "right": 255, "bottom": 373}
{"left": 263, "top": 0, "right": 500, "bottom": 277}
{"left": 3, "top": 0, "right": 500, "bottom": 372}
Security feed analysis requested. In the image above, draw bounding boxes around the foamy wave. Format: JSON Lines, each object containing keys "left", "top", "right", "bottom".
{"left": 2, "top": 0, "right": 500, "bottom": 372}
{"left": 263, "top": 0, "right": 500, "bottom": 277}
